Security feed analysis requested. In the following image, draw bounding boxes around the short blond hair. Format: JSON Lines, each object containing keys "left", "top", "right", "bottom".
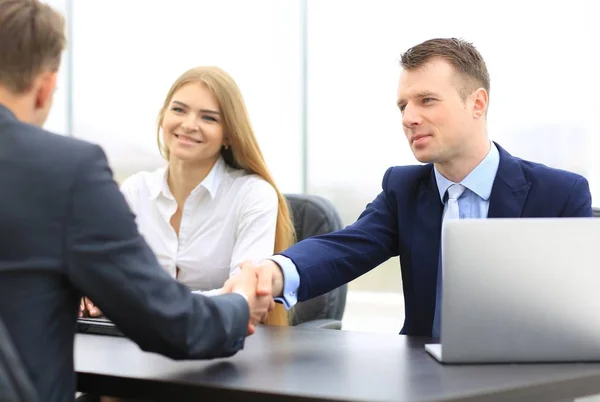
{"left": 401, "top": 38, "right": 490, "bottom": 99}
{"left": 0, "top": 0, "right": 66, "bottom": 93}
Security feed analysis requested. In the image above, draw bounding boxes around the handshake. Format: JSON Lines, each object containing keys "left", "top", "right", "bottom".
{"left": 222, "top": 259, "right": 285, "bottom": 335}
{"left": 79, "top": 260, "right": 286, "bottom": 336}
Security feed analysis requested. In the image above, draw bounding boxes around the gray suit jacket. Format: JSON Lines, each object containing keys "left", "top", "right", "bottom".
{"left": 0, "top": 104, "right": 249, "bottom": 402}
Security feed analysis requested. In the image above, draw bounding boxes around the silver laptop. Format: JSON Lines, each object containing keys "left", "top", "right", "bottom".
{"left": 425, "top": 218, "right": 600, "bottom": 363}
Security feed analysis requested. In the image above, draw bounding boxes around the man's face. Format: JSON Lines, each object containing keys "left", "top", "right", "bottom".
{"left": 397, "top": 58, "right": 479, "bottom": 165}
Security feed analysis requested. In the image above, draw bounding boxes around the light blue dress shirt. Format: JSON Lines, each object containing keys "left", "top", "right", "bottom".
{"left": 269, "top": 254, "right": 300, "bottom": 308}
{"left": 431, "top": 142, "right": 500, "bottom": 337}
{"left": 433, "top": 142, "right": 500, "bottom": 219}
{"left": 273, "top": 142, "right": 500, "bottom": 310}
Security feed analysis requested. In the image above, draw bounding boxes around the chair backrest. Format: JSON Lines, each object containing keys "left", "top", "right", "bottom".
{"left": 593, "top": 207, "right": 600, "bottom": 218}
{"left": 284, "top": 194, "right": 348, "bottom": 325}
{"left": 0, "top": 316, "right": 38, "bottom": 402}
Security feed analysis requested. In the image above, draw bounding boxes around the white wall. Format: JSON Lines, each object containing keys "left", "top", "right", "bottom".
{"left": 70, "top": 0, "right": 304, "bottom": 191}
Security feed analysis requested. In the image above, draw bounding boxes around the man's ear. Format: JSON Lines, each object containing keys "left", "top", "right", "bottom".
{"left": 34, "top": 71, "right": 57, "bottom": 110}
{"left": 471, "top": 87, "right": 488, "bottom": 119}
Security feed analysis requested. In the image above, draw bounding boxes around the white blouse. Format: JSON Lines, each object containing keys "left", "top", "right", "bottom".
{"left": 120, "top": 156, "right": 278, "bottom": 292}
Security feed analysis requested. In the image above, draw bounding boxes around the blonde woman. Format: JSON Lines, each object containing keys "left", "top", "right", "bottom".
{"left": 81, "top": 66, "right": 294, "bottom": 326}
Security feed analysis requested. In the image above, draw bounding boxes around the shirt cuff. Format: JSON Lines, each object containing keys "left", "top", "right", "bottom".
{"left": 268, "top": 254, "right": 300, "bottom": 309}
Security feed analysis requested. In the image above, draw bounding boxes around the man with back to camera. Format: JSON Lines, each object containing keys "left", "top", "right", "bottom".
{"left": 0, "top": 1, "right": 272, "bottom": 401}
{"left": 228, "top": 37, "right": 593, "bottom": 338}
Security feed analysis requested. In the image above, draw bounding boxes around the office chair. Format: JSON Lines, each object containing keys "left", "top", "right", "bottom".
{"left": 593, "top": 207, "right": 600, "bottom": 218}
{"left": 284, "top": 194, "right": 348, "bottom": 330}
{"left": 0, "top": 316, "right": 38, "bottom": 402}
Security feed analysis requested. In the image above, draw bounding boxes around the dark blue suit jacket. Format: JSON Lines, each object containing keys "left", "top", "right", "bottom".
{"left": 0, "top": 105, "right": 249, "bottom": 402}
{"left": 282, "top": 144, "right": 592, "bottom": 336}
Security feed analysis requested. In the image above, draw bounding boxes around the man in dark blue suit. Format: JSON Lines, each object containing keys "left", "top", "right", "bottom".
{"left": 0, "top": 1, "right": 271, "bottom": 401}
{"left": 228, "top": 38, "right": 593, "bottom": 337}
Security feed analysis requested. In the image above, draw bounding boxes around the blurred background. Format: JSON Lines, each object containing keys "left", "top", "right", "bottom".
{"left": 44, "top": 0, "right": 600, "bottom": 334}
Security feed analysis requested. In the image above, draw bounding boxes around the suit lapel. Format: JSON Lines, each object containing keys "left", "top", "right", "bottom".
{"left": 411, "top": 168, "right": 444, "bottom": 327}
{"left": 487, "top": 143, "right": 532, "bottom": 218}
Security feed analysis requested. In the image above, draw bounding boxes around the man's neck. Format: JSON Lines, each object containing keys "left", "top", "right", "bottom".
{"left": 435, "top": 138, "right": 491, "bottom": 183}
{"left": 167, "top": 157, "right": 217, "bottom": 206}
{"left": 0, "top": 90, "right": 33, "bottom": 124}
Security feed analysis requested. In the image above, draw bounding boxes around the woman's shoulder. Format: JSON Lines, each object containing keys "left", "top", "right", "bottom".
{"left": 229, "top": 170, "right": 276, "bottom": 196}
{"left": 120, "top": 167, "right": 166, "bottom": 202}
{"left": 121, "top": 167, "right": 165, "bottom": 190}
{"left": 222, "top": 169, "right": 278, "bottom": 210}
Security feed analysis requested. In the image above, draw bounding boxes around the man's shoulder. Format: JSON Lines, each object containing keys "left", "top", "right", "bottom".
{"left": 31, "top": 124, "right": 101, "bottom": 155}
{"left": 1, "top": 121, "right": 110, "bottom": 193}
{"left": 381, "top": 164, "right": 432, "bottom": 189}
{"left": 500, "top": 146, "right": 592, "bottom": 216}
{"left": 510, "top": 153, "right": 586, "bottom": 188}
{"left": 3, "top": 119, "right": 102, "bottom": 159}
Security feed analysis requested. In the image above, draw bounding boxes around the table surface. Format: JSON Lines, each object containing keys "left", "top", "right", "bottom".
{"left": 75, "top": 326, "right": 600, "bottom": 402}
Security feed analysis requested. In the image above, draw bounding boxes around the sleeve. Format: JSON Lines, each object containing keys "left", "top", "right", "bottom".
{"left": 269, "top": 254, "right": 300, "bottom": 309}
{"left": 65, "top": 144, "right": 250, "bottom": 359}
{"left": 561, "top": 176, "right": 593, "bottom": 217}
{"left": 229, "top": 178, "right": 279, "bottom": 274}
{"left": 281, "top": 167, "right": 400, "bottom": 301}
{"left": 190, "top": 178, "right": 279, "bottom": 296}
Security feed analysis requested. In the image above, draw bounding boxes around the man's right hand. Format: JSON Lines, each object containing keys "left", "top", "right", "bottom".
{"left": 228, "top": 266, "right": 275, "bottom": 335}
{"left": 233, "top": 259, "right": 285, "bottom": 298}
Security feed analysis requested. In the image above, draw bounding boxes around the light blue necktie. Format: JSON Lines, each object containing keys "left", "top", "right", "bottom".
{"left": 432, "top": 184, "right": 465, "bottom": 338}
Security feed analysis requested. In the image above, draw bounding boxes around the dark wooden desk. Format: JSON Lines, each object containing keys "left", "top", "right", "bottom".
{"left": 75, "top": 326, "right": 600, "bottom": 402}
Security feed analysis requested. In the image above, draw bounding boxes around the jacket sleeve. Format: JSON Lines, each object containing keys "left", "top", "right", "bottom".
{"left": 281, "top": 167, "right": 400, "bottom": 301}
{"left": 65, "top": 144, "right": 249, "bottom": 359}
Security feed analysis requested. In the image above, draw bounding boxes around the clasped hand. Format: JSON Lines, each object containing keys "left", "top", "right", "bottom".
{"left": 79, "top": 260, "right": 280, "bottom": 336}
{"left": 223, "top": 260, "right": 279, "bottom": 335}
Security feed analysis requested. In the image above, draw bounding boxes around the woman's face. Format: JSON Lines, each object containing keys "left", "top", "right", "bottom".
{"left": 162, "top": 82, "right": 226, "bottom": 164}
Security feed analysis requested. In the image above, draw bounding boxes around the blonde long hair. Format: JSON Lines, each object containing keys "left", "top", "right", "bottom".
{"left": 157, "top": 66, "right": 295, "bottom": 326}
